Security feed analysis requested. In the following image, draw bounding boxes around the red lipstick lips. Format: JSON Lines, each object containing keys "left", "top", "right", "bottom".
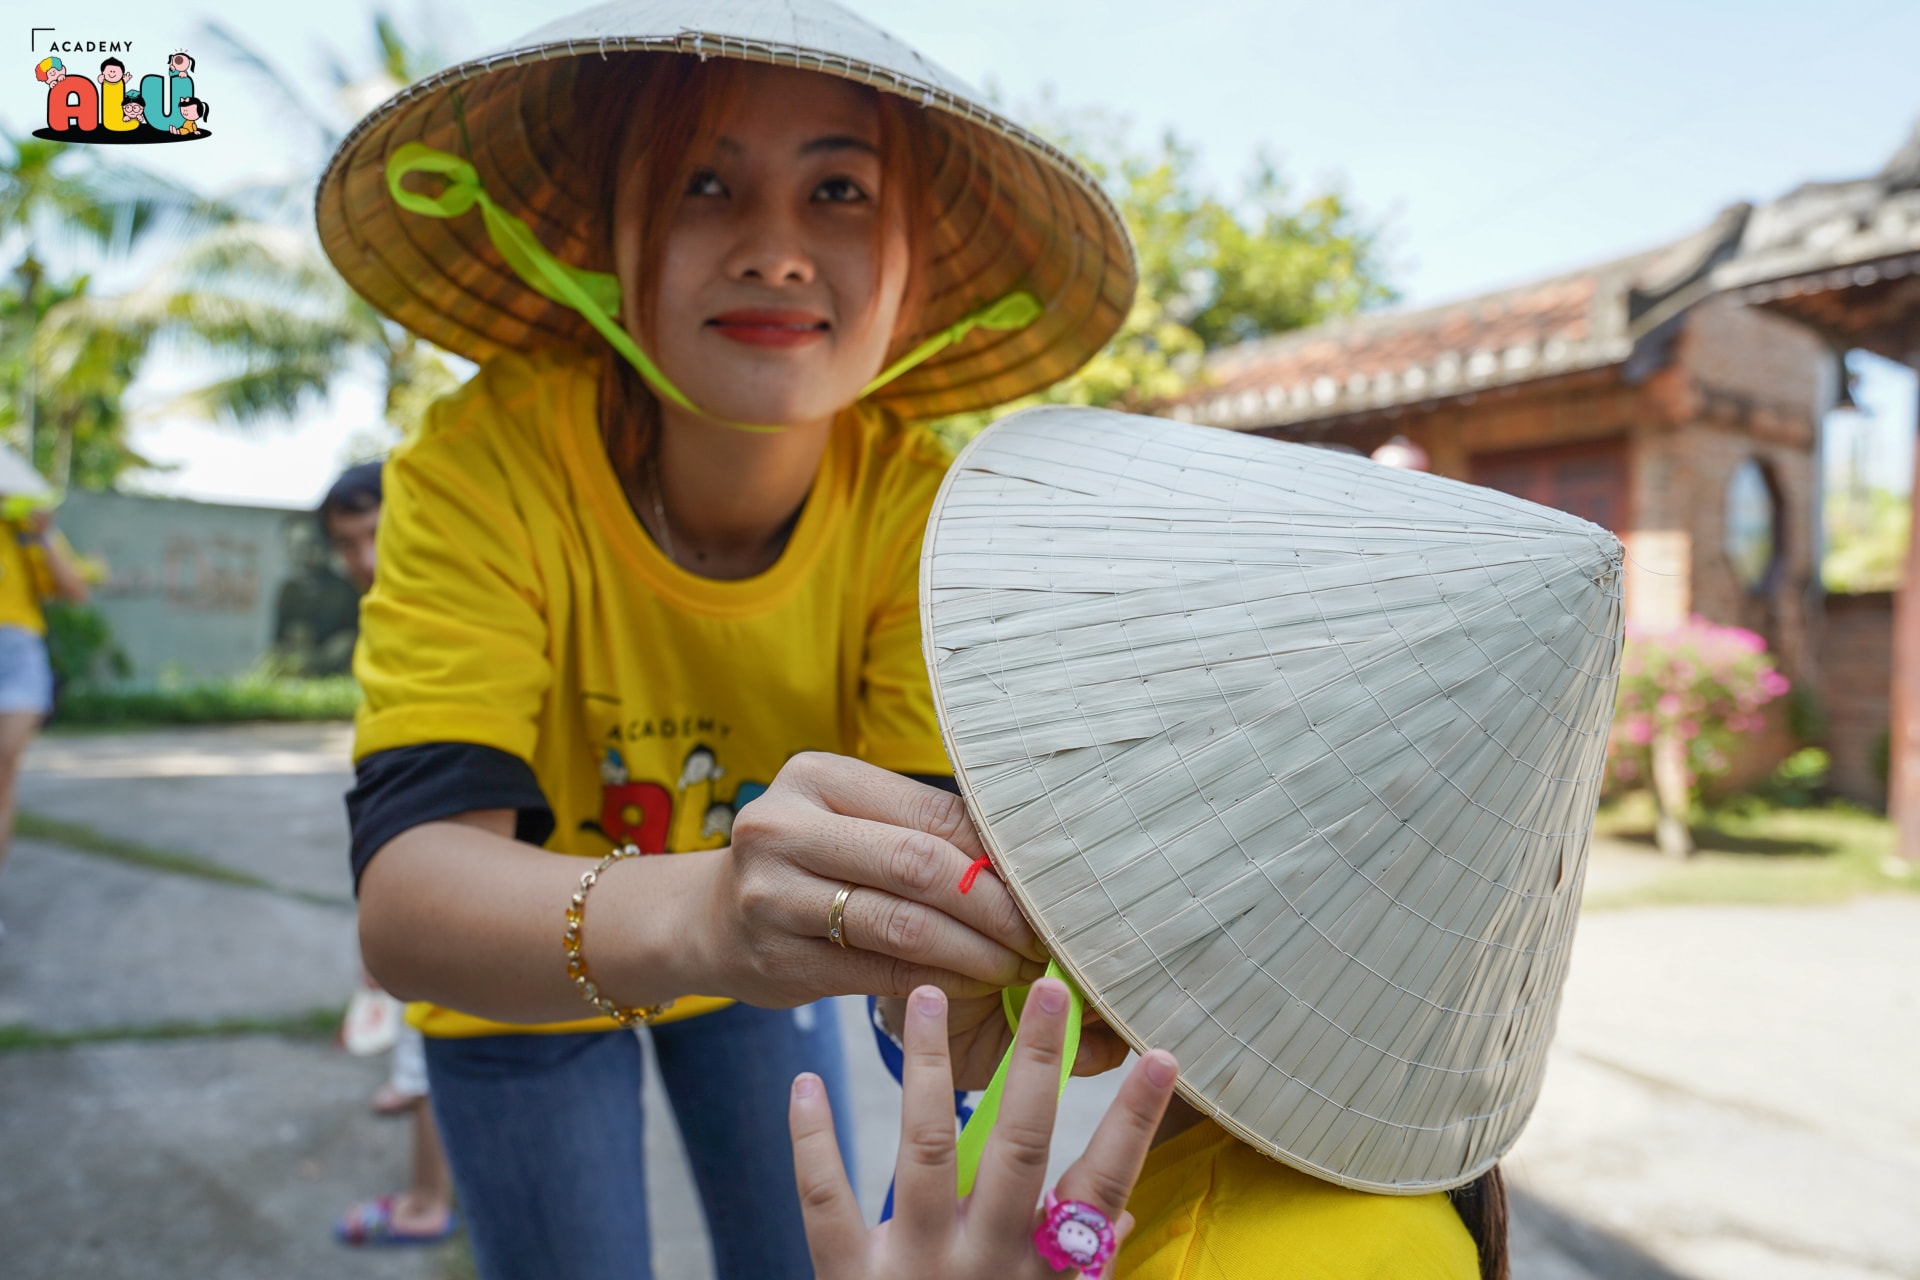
{"left": 707, "top": 308, "right": 830, "bottom": 348}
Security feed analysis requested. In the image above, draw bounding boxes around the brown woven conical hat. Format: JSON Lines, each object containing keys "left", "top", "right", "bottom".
{"left": 315, "top": 0, "right": 1135, "bottom": 421}
{"left": 921, "top": 407, "right": 1624, "bottom": 1193}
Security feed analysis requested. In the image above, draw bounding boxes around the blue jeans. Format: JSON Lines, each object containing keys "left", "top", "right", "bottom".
{"left": 425, "top": 1001, "right": 855, "bottom": 1280}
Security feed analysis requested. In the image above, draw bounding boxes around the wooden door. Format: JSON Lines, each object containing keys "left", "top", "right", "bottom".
{"left": 1469, "top": 437, "right": 1629, "bottom": 532}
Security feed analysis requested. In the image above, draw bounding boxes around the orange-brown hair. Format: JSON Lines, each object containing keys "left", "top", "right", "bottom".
{"left": 570, "top": 53, "right": 933, "bottom": 472}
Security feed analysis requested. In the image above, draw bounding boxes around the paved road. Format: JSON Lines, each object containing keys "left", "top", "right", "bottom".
{"left": 0, "top": 723, "right": 1914, "bottom": 1279}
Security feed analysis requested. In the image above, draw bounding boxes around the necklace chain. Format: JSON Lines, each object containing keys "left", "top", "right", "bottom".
{"left": 647, "top": 448, "right": 679, "bottom": 567}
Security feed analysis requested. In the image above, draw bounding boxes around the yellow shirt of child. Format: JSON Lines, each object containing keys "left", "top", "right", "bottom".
{"left": 0, "top": 523, "right": 65, "bottom": 634}
{"left": 355, "top": 349, "right": 955, "bottom": 1039}
{"left": 1115, "top": 1120, "right": 1480, "bottom": 1280}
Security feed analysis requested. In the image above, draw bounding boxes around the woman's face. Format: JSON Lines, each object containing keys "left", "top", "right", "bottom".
{"left": 620, "top": 66, "right": 911, "bottom": 428}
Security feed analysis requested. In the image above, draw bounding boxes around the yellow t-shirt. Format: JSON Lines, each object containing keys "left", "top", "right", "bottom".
{"left": 0, "top": 524, "right": 63, "bottom": 634}
{"left": 1115, "top": 1120, "right": 1480, "bottom": 1280}
{"left": 355, "top": 348, "right": 956, "bottom": 1038}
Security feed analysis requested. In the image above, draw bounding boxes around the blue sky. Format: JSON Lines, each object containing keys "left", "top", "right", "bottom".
{"left": 12, "top": 0, "right": 1919, "bottom": 505}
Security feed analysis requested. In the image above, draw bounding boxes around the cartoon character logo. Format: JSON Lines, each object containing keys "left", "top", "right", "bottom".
{"left": 593, "top": 746, "right": 673, "bottom": 853}
{"left": 31, "top": 46, "right": 211, "bottom": 144}
{"left": 577, "top": 697, "right": 771, "bottom": 855}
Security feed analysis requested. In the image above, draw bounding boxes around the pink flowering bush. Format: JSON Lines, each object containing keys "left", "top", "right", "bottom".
{"left": 1608, "top": 616, "right": 1791, "bottom": 856}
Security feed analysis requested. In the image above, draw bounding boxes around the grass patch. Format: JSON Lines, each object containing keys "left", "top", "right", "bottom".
{"left": 52, "top": 672, "right": 359, "bottom": 728}
{"left": 0, "top": 1006, "right": 345, "bottom": 1053}
{"left": 1589, "top": 793, "right": 1920, "bottom": 909}
{"left": 16, "top": 810, "right": 350, "bottom": 909}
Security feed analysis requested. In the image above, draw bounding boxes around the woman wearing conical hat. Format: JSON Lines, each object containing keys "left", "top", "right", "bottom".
{"left": 319, "top": 1, "right": 1136, "bottom": 1275}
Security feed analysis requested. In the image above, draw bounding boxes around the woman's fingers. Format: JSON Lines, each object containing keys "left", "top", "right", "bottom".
{"left": 1049, "top": 1050, "right": 1179, "bottom": 1225}
{"left": 765, "top": 754, "right": 1044, "bottom": 962}
{"left": 832, "top": 884, "right": 1040, "bottom": 989}
{"left": 788, "top": 1072, "right": 866, "bottom": 1275}
{"left": 889, "top": 986, "right": 961, "bottom": 1250}
{"left": 781, "top": 752, "right": 988, "bottom": 859}
{"left": 967, "top": 978, "right": 1073, "bottom": 1241}
{"left": 1071, "top": 1023, "right": 1134, "bottom": 1078}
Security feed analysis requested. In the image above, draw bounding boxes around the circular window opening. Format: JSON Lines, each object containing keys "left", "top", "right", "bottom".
{"left": 1725, "top": 458, "right": 1783, "bottom": 593}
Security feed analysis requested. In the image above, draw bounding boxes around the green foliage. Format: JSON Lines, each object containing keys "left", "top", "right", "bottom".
{"left": 1718, "top": 747, "right": 1832, "bottom": 814}
{"left": 1608, "top": 616, "right": 1792, "bottom": 791}
{"left": 1823, "top": 486, "right": 1908, "bottom": 592}
{"left": 42, "top": 600, "right": 129, "bottom": 689}
{"left": 928, "top": 113, "right": 1394, "bottom": 451}
{"left": 1588, "top": 795, "right": 1917, "bottom": 910}
{"left": 0, "top": 137, "right": 228, "bottom": 488}
{"left": 52, "top": 670, "right": 360, "bottom": 727}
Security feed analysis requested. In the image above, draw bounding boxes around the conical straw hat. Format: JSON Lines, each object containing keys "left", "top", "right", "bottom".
{"left": 315, "top": 0, "right": 1135, "bottom": 421}
{"left": 921, "top": 407, "right": 1624, "bottom": 1193}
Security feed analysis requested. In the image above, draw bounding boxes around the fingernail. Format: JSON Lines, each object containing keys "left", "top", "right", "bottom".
{"left": 792, "top": 1072, "right": 819, "bottom": 1099}
{"left": 1032, "top": 978, "right": 1068, "bottom": 1014}
{"left": 913, "top": 986, "right": 946, "bottom": 1019}
{"left": 1144, "top": 1051, "right": 1177, "bottom": 1088}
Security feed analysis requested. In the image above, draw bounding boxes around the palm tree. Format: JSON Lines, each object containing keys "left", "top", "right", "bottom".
{"left": 21, "top": 7, "right": 461, "bottom": 487}
{"left": 0, "top": 136, "right": 229, "bottom": 485}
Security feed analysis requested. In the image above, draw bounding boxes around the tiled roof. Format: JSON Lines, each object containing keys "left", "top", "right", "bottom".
{"left": 1714, "top": 121, "right": 1920, "bottom": 295}
{"left": 1172, "top": 250, "right": 1660, "bottom": 430}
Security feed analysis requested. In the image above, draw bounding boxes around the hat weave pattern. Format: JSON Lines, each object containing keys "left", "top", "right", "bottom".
{"left": 921, "top": 408, "right": 1625, "bottom": 1193}
{"left": 316, "top": 0, "right": 1135, "bottom": 421}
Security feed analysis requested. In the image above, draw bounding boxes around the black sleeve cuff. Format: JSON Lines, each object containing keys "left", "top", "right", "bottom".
{"left": 905, "top": 772, "right": 960, "bottom": 795}
{"left": 347, "top": 743, "right": 556, "bottom": 893}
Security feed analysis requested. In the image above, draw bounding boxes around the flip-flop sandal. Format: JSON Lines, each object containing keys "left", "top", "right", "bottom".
{"left": 333, "top": 1195, "right": 457, "bottom": 1246}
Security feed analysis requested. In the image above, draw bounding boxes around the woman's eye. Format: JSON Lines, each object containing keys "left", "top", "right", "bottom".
{"left": 813, "top": 176, "right": 869, "bottom": 204}
{"left": 686, "top": 170, "right": 727, "bottom": 197}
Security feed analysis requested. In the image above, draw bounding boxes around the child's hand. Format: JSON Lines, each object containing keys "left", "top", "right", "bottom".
{"left": 790, "top": 979, "right": 1178, "bottom": 1279}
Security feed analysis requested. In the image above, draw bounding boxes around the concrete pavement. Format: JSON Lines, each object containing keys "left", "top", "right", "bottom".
{"left": 0, "top": 722, "right": 1914, "bottom": 1278}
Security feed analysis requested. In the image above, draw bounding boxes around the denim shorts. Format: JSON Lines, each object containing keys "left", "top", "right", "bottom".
{"left": 0, "top": 625, "right": 53, "bottom": 715}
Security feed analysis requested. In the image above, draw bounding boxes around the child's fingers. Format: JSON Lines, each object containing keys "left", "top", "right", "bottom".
{"left": 788, "top": 1072, "right": 866, "bottom": 1274}
{"left": 967, "top": 977, "right": 1071, "bottom": 1243}
{"left": 890, "top": 986, "right": 960, "bottom": 1251}
{"left": 1049, "top": 1050, "right": 1178, "bottom": 1225}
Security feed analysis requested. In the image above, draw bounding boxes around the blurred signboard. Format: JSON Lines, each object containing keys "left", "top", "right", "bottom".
{"left": 55, "top": 491, "right": 358, "bottom": 683}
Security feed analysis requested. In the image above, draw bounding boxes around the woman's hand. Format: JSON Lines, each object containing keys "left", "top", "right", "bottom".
{"left": 790, "top": 980, "right": 1178, "bottom": 1280}
{"left": 935, "top": 992, "right": 1133, "bottom": 1093}
{"left": 690, "top": 753, "right": 1049, "bottom": 1007}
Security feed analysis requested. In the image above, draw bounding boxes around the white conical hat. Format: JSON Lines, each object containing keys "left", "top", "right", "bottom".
{"left": 920, "top": 407, "right": 1624, "bottom": 1194}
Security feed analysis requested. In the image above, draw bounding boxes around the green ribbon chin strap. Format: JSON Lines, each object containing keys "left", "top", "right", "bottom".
{"left": 953, "top": 959, "right": 1085, "bottom": 1198}
{"left": 385, "top": 143, "right": 1041, "bottom": 434}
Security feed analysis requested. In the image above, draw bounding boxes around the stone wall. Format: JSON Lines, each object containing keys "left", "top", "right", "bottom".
{"left": 56, "top": 491, "right": 358, "bottom": 683}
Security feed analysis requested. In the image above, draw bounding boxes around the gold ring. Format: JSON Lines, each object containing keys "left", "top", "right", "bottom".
{"left": 826, "top": 883, "right": 857, "bottom": 949}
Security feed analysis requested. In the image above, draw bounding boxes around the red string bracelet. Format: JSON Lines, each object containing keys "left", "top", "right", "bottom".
{"left": 958, "top": 855, "right": 996, "bottom": 894}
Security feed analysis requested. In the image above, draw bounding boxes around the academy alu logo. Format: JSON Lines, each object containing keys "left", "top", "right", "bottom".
{"left": 30, "top": 29, "right": 211, "bottom": 145}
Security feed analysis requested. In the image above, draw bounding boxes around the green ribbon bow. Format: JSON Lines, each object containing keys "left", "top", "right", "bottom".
{"left": 386, "top": 143, "right": 1042, "bottom": 433}
{"left": 953, "top": 958, "right": 1085, "bottom": 1197}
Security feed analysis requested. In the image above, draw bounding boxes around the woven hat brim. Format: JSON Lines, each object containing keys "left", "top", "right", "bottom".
{"left": 315, "top": 3, "right": 1136, "bottom": 421}
{"left": 920, "top": 407, "right": 1625, "bottom": 1194}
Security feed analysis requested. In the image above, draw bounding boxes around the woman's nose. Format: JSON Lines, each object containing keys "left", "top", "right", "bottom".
{"left": 724, "top": 200, "right": 815, "bottom": 286}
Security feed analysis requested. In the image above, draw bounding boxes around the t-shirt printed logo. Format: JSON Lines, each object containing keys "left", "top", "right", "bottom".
{"left": 580, "top": 694, "right": 768, "bottom": 853}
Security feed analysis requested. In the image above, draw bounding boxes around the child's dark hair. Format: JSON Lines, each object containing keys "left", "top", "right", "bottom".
{"left": 1447, "top": 1166, "right": 1510, "bottom": 1280}
{"left": 179, "top": 96, "right": 209, "bottom": 119}
{"left": 318, "top": 460, "right": 383, "bottom": 526}
{"left": 101, "top": 56, "right": 124, "bottom": 73}
{"left": 124, "top": 91, "right": 144, "bottom": 106}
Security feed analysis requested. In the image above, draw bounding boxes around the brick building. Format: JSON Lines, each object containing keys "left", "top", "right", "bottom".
{"left": 1172, "top": 124, "right": 1920, "bottom": 807}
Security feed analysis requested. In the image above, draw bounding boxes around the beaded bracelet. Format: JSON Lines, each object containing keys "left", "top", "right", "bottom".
{"left": 563, "top": 844, "right": 676, "bottom": 1027}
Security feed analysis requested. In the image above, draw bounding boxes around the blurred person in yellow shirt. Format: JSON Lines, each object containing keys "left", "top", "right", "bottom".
{"left": 0, "top": 505, "right": 89, "bottom": 942}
